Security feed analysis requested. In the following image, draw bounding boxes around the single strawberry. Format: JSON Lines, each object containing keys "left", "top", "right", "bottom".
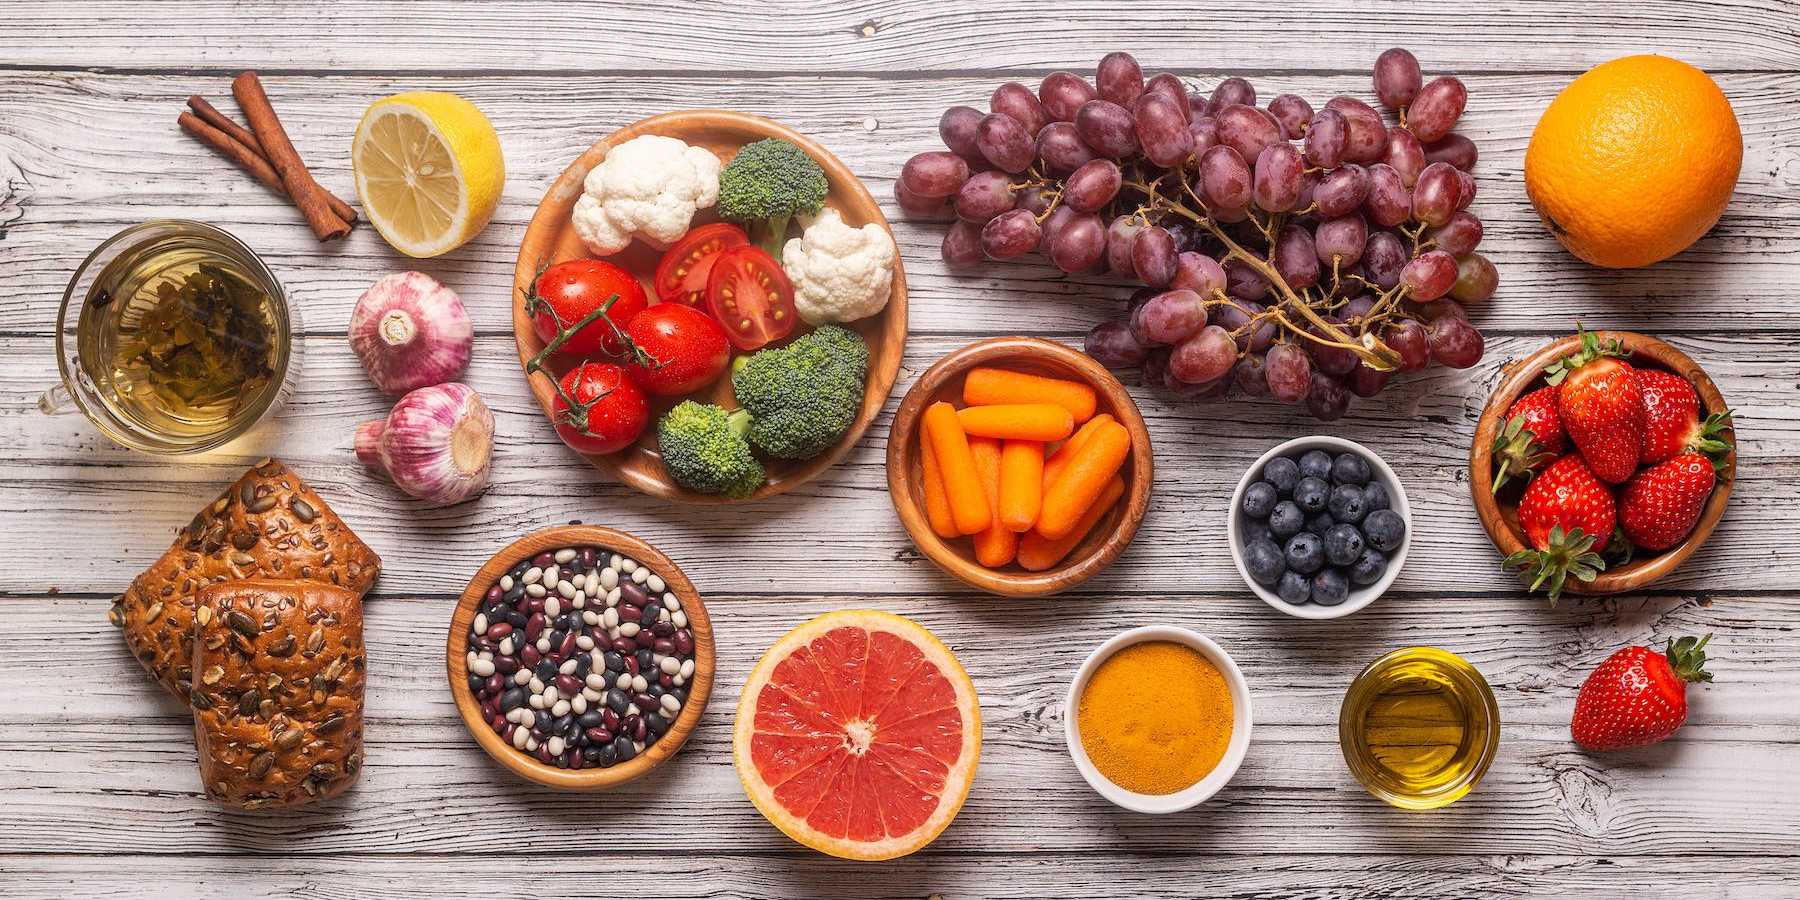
{"left": 1490, "top": 384, "right": 1565, "bottom": 492}
{"left": 1619, "top": 452, "right": 1716, "bottom": 550}
{"left": 1638, "top": 369, "right": 1733, "bottom": 466}
{"left": 1572, "top": 635, "right": 1713, "bottom": 751}
{"left": 1546, "top": 327, "right": 1643, "bottom": 484}
{"left": 1504, "top": 454, "right": 1615, "bottom": 603}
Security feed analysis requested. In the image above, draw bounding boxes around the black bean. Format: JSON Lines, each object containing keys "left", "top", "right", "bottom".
{"left": 535, "top": 660, "right": 558, "bottom": 682}
{"left": 503, "top": 584, "right": 524, "bottom": 602}
{"left": 583, "top": 744, "right": 603, "bottom": 762}
{"left": 501, "top": 687, "right": 529, "bottom": 711}
{"left": 640, "top": 604, "right": 661, "bottom": 628}
{"left": 577, "top": 709, "right": 605, "bottom": 729}
{"left": 598, "top": 743, "right": 619, "bottom": 767}
{"left": 645, "top": 712, "right": 668, "bottom": 736}
{"left": 466, "top": 674, "right": 484, "bottom": 693}
{"left": 506, "top": 611, "right": 527, "bottom": 629}
{"left": 606, "top": 689, "right": 630, "bottom": 715}
{"left": 603, "top": 652, "right": 626, "bottom": 673}
{"left": 574, "top": 655, "right": 591, "bottom": 677}
{"left": 636, "top": 649, "right": 654, "bottom": 672}
{"left": 611, "top": 735, "right": 636, "bottom": 763}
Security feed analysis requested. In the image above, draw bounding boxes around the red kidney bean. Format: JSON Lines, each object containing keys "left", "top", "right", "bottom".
{"left": 554, "top": 674, "right": 582, "bottom": 696}
{"left": 633, "top": 692, "right": 658, "bottom": 712}
{"left": 485, "top": 673, "right": 504, "bottom": 694}
{"left": 524, "top": 613, "right": 546, "bottom": 641}
{"left": 601, "top": 708, "right": 620, "bottom": 731}
{"left": 625, "top": 655, "right": 640, "bottom": 676}
{"left": 672, "top": 630, "right": 694, "bottom": 656}
{"left": 653, "top": 639, "right": 675, "bottom": 655}
{"left": 494, "top": 656, "right": 518, "bottom": 675}
{"left": 535, "top": 744, "right": 555, "bottom": 764}
{"left": 612, "top": 637, "right": 637, "bottom": 655}
{"left": 650, "top": 622, "right": 675, "bottom": 637}
{"left": 632, "top": 717, "right": 649, "bottom": 742}
{"left": 486, "top": 622, "right": 514, "bottom": 641}
{"left": 524, "top": 597, "right": 545, "bottom": 615}
{"left": 472, "top": 636, "right": 495, "bottom": 653}
{"left": 522, "top": 645, "right": 542, "bottom": 668}
{"left": 482, "top": 697, "right": 500, "bottom": 718}
{"left": 489, "top": 713, "right": 506, "bottom": 732}
{"left": 533, "top": 552, "right": 554, "bottom": 567}
{"left": 586, "top": 726, "right": 613, "bottom": 745}
{"left": 618, "top": 604, "right": 642, "bottom": 624}
{"left": 620, "top": 583, "right": 649, "bottom": 608}
{"left": 558, "top": 633, "right": 578, "bottom": 659}
{"left": 580, "top": 548, "right": 598, "bottom": 568}
{"left": 569, "top": 752, "right": 586, "bottom": 770}
{"left": 659, "top": 674, "right": 676, "bottom": 689}
{"left": 485, "top": 585, "right": 503, "bottom": 602}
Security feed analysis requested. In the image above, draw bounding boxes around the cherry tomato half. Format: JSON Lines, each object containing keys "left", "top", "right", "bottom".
{"left": 653, "top": 223, "right": 748, "bottom": 307}
{"left": 530, "top": 259, "right": 649, "bottom": 359}
{"left": 553, "top": 361, "right": 649, "bottom": 454}
{"left": 704, "top": 245, "right": 798, "bottom": 351}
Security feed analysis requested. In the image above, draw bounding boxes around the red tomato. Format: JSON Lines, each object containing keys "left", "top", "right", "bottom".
{"left": 552, "top": 361, "right": 649, "bottom": 454}
{"left": 704, "top": 245, "right": 799, "bottom": 351}
{"left": 530, "top": 259, "right": 649, "bottom": 358}
{"left": 624, "top": 304, "right": 731, "bottom": 396}
{"left": 653, "top": 223, "right": 748, "bottom": 307}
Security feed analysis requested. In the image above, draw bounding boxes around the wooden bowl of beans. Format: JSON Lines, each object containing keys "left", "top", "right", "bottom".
{"left": 447, "top": 524, "right": 715, "bottom": 789}
{"left": 886, "top": 337, "right": 1154, "bottom": 597}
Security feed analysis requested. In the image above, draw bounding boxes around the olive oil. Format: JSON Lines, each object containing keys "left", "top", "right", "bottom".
{"left": 76, "top": 234, "right": 282, "bottom": 443}
{"left": 1339, "top": 647, "right": 1499, "bottom": 810}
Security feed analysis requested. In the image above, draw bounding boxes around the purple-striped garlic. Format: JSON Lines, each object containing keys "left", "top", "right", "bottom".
{"left": 349, "top": 271, "right": 473, "bottom": 394}
{"left": 356, "top": 382, "right": 493, "bottom": 505}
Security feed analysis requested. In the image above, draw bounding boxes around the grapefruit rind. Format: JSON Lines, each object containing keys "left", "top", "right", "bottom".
{"left": 732, "top": 610, "right": 981, "bottom": 861}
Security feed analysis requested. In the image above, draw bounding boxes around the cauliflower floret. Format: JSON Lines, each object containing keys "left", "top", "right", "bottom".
{"left": 780, "top": 208, "right": 898, "bottom": 326}
{"left": 571, "top": 134, "right": 721, "bottom": 256}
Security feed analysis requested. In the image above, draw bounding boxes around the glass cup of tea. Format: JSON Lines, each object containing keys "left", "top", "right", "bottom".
{"left": 41, "top": 220, "right": 300, "bottom": 454}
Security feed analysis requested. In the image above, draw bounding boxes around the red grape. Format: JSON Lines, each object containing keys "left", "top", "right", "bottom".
{"left": 1064, "top": 158, "right": 1123, "bottom": 212}
{"left": 939, "top": 106, "right": 984, "bottom": 161}
{"left": 1106, "top": 216, "right": 1144, "bottom": 275}
{"left": 991, "top": 82, "right": 1048, "bottom": 135}
{"left": 901, "top": 151, "right": 970, "bottom": 198}
{"left": 1223, "top": 258, "right": 1270, "bottom": 301}
{"left": 976, "top": 113, "right": 1034, "bottom": 173}
{"left": 1423, "top": 133, "right": 1479, "bottom": 171}
{"left": 980, "top": 209, "right": 1041, "bottom": 258}
{"left": 1362, "top": 231, "right": 1408, "bottom": 289}
{"left": 1304, "top": 108, "right": 1347, "bottom": 168}
{"left": 1039, "top": 72, "right": 1097, "bottom": 123}
{"left": 1035, "top": 122, "right": 1097, "bottom": 175}
{"left": 1449, "top": 252, "right": 1499, "bottom": 303}
{"left": 1408, "top": 76, "right": 1467, "bottom": 143}
{"left": 1075, "top": 100, "right": 1139, "bottom": 158}
{"left": 1454, "top": 169, "right": 1477, "bottom": 209}
{"left": 1252, "top": 143, "right": 1304, "bottom": 212}
{"left": 1275, "top": 224, "right": 1320, "bottom": 288}
{"left": 1385, "top": 319, "right": 1430, "bottom": 371}
{"left": 1373, "top": 48, "right": 1423, "bottom": 110}
{"left": 1314, "top": 164, "right": 1369, "bottom": 218}
{"left": 1411, "top": 161, "right": 1459, "bottom": 227}
{"left": 1199, "top": 144, "right": 1253, "bottom": 210}
{"left": 1170, "top": 252, "right": 1227, "bottom": 296}
{"left": 1135, "top": 96, "right": 1195, "bottom": 167}
{"left": 1097, "top": 52, "right": 1146, "bottom": 106}
{"left": 941, "top": 219, "right": 983, "bottom": 266}
{"left": 1015, "top": 185, "right": 1054, "bottom": 216}
{"left": 1347, "top": 362, "right": 1392, "bottom": 398}
{"left": 1383, "top": 127, "right": 1426, "bottom": 187}
{"left": 1129, "top": 288, "right": 1207, "bottom": 344}
{"left": 1131, "top": 226, "right": 1179, "bottom": 287}
{"left": 1142, "top": 73, "right": 1190, "bottom": 121}
{"left": 1362, "top": 163, "right": 1410, "bottom": 227}
{"left": 1401, "top": 249, "right": 1458, "bottom": 300}
{"left": 1233, "top": 354, "right": 1271, "bottom": 396}
{"left": 1047, "top": 212, "right": 1107, "bottom": 273}
{"left": 1267, "top": 94, "right": 1314, "bottom": 140}
{"left": 955, "top": 170, "right": 1017, "bottom": 223}
{"left": 1315, "top": 214, "right": 1368, "bottom": 267}
{"left": 1189, "top": 116, "right": 1219, "bottom": 156}
{"left": 1214, "top": 103, "right": 1283, "bottom": 165}
{"left": 1306, "top": 318, "right": 1359, "bottom": 376}
{"left": 1325, "top": 96, "right": 1386, "bottom": 163}
{"left": 894, "top": 179, "right": 949, "bottom": 217}
{"left": 1427, "top": 315, "right": 1484, "bottom": 368}
{"left": 1208, "top": 77, "right": 1257, "bottom": 113}
{"left": 1086, "top": 320, "right": 1148, "bottom": 368}
{"left": 1340, "top": 294, "right": 1376, "bottom": 324}
{"left": 1169, "top": 325, "right": 1237, "bottom": 384}
{"left": 1264, "top": 343, "right": 1312, "bottom": 403}
{"left": 1430, "top": 211, "right": 1483, "bottom": 255}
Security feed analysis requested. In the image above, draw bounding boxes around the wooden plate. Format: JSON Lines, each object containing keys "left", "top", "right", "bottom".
{"left": 886, "top": 337, "right": 1154, "bottom": 596}
{"left": 1469, "top": 331, "right": 1735, "bottom": 595}
{"left": 446, "top": 525, "right": 715, "bottom": 790}
{"left": 512, "top": 110, "right": 907, "bottom": 502}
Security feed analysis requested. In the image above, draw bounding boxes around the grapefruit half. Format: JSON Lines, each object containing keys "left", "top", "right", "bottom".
{"left": 733, "top": 610, "right": 981, "bottom": 861}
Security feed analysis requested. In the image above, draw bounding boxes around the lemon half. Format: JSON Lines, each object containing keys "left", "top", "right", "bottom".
{"left": 353, "top": 92, "right": 504, "bottom": 258}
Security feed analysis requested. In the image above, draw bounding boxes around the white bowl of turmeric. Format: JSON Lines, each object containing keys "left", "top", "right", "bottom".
{"left": 1064, "top": 625, "right": 1253, "bottom": 814}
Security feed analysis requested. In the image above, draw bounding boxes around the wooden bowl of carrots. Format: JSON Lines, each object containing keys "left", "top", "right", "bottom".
{"left": 886, "top": 337, "right": 1154, "bottom": 596}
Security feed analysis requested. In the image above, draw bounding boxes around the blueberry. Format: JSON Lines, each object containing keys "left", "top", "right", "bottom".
{"left": 1363, "top": 509, "right": 1407, "bottom": 552}
{"left": 1311, "top": 568, "right": 1350, "bottom": 606}
{"left": 1306, "top": 511, "right": 1336, "bottom": 537}
{"left": 1328, "top": 483, "right": 1368, "bottom": 523}
{"left": 1242, "top": 518, "right": 1273, "bottom": 546}
{"left": 1269, "top": 501, "right": 1306, "bottom": 539}
{"left": 1350, "top": 548, "right": 1388, "bottom": 585}
{"left": 1276, "top": 570, "right": 1312, "bottom": 605}
{"left": 1262, "top": 456, "right": 1301, "bottom": 495}
{"left": 1362, "top": 481, "right": 1391, "bottom": 512}
{"left": 1284, "top": 531, "right": 1325, "bottom": 575}
{"left": 1324, "top": 523, "right": 1365, "bottom": 566}
{"left": 1331, "top": 452, "right": 1371, "bottom": 486}
{"left": 1242, "top": 481, "right": 1279, "bottom": 518}
{"left": 1243, "top": 538, "right": 1286, "bottom": 585}
{"left": 1294, "top": 476, "right": 1330, "bottom": 513}
{"left": 1299, "top": 449, "right": 1333, "bottom": 480}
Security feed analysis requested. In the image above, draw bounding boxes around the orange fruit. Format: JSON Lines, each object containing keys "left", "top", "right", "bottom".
{"left": 1525, "top": 55, "right": 1741, "bottom": 268}
{"left": 732, "top": 610, "right": 980, "bottom": 861}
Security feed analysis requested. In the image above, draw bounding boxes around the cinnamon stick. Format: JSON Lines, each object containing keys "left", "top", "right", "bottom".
{"left": 231, "top": 71, "right": 350, "bottom": 241}
{"left": 187, "top": 95, "right": 357, "bottom": 225}
{"left": 178, "top": 111, "right": 288, "bottom": 194}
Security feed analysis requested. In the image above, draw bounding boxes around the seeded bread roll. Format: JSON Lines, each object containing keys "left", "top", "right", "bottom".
{"left": 110, "top": 458, "right": 381, "bottom": 702}
{"left": 191, "top": 578, "right": 366, "bottom": 809}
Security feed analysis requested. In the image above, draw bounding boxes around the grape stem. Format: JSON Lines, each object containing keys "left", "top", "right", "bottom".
{"left": 1127, "top": 177, "right": 1400, "bottom": 371}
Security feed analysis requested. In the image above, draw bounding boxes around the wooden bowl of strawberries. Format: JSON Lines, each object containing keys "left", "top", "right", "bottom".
{"left": 1470, "top": 329, "right": 1735, "bottom": 600}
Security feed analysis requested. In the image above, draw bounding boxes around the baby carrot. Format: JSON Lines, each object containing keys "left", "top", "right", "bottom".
{"left": 1042, "top": 413, "right": 1114, "bottom": 491}
{"left": 998, "top": 439, "right": 1044, "bottom": 533}
{"left": 919, "top": 438, "right": 959, "bottom": 539}
{"left": 1037, "top": 420, "right": 1131, "bottom": 540}
{"left": 921, "top": 401, "right": 990, "bottom": 535}
{"left": 957, "top": 403, "right": 1075, "bottom": 442}
{"left": 963, "top": 367, "right": 1098, "bottom": 423}
{"left": 969, "top": 436, "right": 1017, "bottom": 567}
{"left": 1018, "top": 475, "right": 1126, "bottom": 571}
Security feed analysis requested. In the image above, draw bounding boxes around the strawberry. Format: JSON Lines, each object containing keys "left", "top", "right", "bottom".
{"left": 1490, "top": 383, "right": 1564, "bottom": 492}
{"left": 1546, "top": 328, "right": 1643, "bottom": 484}
{"left": 1504, "top": 454, "right": 1615, "bottom": 603}
{"left": 1619, "top": 452, "right": 1716, "bottom": 550}
{"left": 1572, "top": 635, "right": 1713, "bottom": 751}
{"left": 1638, "top": 369, "right": 1733, "bottom": 466}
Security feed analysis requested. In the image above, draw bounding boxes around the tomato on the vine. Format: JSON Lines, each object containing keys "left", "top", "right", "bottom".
{"left": 552, "top": 361, "right": 649, "bottom": 454}
{"left": 704, "top": 245, "right": 798, "bottom": 351}
{"left": 529, "top": 258, "right": 648, "bottom": 359}
{"left": 624, "top": 303, "right": 731, "bottom": 396}
{"left": 653, "top": 223, "right": 748, "bottom": 307}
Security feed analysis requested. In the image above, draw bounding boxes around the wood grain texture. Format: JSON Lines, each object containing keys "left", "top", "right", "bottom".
{"left": 4, "top": 3, "right": 1799, "bottom": 896}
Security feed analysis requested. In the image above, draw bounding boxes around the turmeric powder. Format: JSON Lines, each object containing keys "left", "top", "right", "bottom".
{"left": 1076, "top": 641, "right": 1234, "bottom": 795}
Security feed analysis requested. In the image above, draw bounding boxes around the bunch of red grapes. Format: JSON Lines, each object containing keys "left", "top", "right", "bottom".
{"left": 896, "top": 48, "right": 1496, "bottom": 420}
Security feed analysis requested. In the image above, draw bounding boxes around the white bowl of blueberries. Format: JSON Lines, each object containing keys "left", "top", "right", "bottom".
{"left": 1227, "top": 436, "right": 1410, "bottom": 619}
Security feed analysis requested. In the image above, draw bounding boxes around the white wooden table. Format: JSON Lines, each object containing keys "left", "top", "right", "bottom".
{"left": 3, "top": 3, "right": 1797, "bottom": 896}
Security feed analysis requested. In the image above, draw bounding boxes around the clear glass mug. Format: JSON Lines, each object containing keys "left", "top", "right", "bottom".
{"left": 40, "top": 220, "right": 300, "bottom": 454}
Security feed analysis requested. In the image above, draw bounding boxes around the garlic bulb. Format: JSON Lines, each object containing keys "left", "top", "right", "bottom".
{"left": 356, "top": 382, "right": 493, "bottom": 505}
{"left": 349, "top": 271, "right": 473, "bottom": 394}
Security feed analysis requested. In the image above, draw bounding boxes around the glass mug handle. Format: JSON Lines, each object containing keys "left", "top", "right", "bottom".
{"left": 37, "top": 382, "right": 75, "bottom": 415}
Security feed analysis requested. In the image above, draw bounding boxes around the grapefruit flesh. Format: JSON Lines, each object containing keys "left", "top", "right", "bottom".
{"left": 733, "top": 610, "right": 980, "bottom": 861}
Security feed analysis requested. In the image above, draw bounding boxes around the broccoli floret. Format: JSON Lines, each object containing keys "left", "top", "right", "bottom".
{"left": 731, "top": 326, "right": 869, "bottom": 460}
{"left": 717, "top": 139, "right": 829, "bottom": 255}
{"left": 656, "top": 401, "right": 765, "bottom": 498}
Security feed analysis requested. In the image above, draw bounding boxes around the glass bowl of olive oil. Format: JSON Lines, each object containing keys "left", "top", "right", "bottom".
{"left": 44, "top": 220, "right": 297, "bottom": 454}
{"left": 1338, "top": 646, "right": 1499, "bottom": 810}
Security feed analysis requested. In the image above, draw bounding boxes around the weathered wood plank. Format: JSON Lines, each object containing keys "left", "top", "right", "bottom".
{"left": 3, "top": 853, "right": 1799, "bottom": 900}
{"left": 4, "top": 1, "right": 1797, "bottom": 73}
{"left": 2, "top": 332, "right": 1793, "bottom": 597}
{"left": 1, "top": 593, "right": 1795, "bottom": 859}
{"left": 1, "top": 72, "right": 1796, "bottom": 336}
